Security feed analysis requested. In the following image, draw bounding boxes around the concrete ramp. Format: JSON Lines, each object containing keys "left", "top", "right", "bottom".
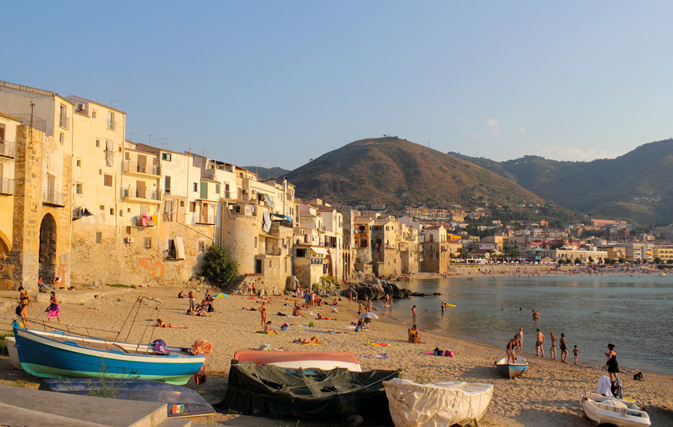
{"left": 0, "top": 383, "right": 189, "bottom": 426}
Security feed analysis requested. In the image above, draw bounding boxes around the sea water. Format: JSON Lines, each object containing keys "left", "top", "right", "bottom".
{"left": 374, "top": 274, "right": 673, "bottom": 375}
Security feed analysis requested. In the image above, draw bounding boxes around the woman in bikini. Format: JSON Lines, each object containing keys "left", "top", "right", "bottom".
{"left": 549, "top": 332, "right": 557, "bottom": 360}
{"left": 605, "top": 343, "right": 619, "bottom": 383}
{"left": 17, "top": 287, "right": 33, "bottom": 326}
{"left": 506, "top": 335, "right": 518, "bottom": 364}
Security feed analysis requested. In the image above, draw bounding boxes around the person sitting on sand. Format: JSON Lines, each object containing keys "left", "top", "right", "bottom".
{"left": 292, "top": 304, "right": 305, "bottom": 317}
{"left": 408, "top": 324, "right": 422, "bottom": 343}
{"left": 293, "top": 336, "right": 323, "bottom": 345}
{"left": 155, "top": 318, "right": 186, "bottom": 328}
{"left": 178, "top": 291, "right": 187, "bottom": 298}
{"left": 332, "top": 298, "right": 339, "bottom": 306}
{"left": 263, "top": 321, "right": 280, "bottom": 335}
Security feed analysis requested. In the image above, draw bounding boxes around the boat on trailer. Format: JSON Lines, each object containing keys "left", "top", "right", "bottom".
{"left": 495, "top": 357, "right": 528, "bottom": 378}
{"left": 580, "top": 391, "right": 650, "bottom": 427}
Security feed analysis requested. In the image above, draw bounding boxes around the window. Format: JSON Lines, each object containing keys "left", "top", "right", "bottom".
{"left": 164, "top": 176, "right": 171, "bottom": 194}
{"left": 107, "top": 112, "right": 115, "bottom": 130}
{"left": 100, "top": 205, "right": 105, "bottom": 210}
{"left": 95, "top": 232, "right": 102, "bottom": 244}
{"left": 254, "top": 237, "right": 257, "bottom": 248}
{"left": 144, "top": 238, "right": 152, "bottom": 249}
{"left": 119, "top": 210, "right": 123, "bottom": 217}
{"left": 104, "top": 174, "right": 112, "bottom": 187}
{"left": 180, "top": 201, "right": 184, "bottom": 207}
{"left": 189, "top": 202, "right": 195, "bottom": 212}
{"left": 96, "top": 139, "right": 100, "bottom": 148}
{"left": 59, "top": 132, "right": 64, "bottom": 143}
{"left": 126, "top": 226, "right": 132, "bottom": 234}
{"left": 92, "top": 110, "right": 97, "bottom": 119}
{"left": 224, "top": 184, "right": 230, "bottom": 199}
{"left": 161, "top": 153, "right": 171, "bottom": 161}
{"left": 59, "top": 105, "right": 67, "bottom": 128}
{"left": 215, "top": 184, "right": 220, "bottom": 195}
{"left": 109, "top": 208, "right": 114, "bottom": 215}
{"left": 198, "top": 241, "right": 207, "bottom": 253}
{"left": 193, "top": 183, "right": 198, "bottom": 192}
{"left": 76, "top": 159, "right": 81, "bottom": 167}
{"left": 75, "top": 183, "right": 83, "bottom": 194}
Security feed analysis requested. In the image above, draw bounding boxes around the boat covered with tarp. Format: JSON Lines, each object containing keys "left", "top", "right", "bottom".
{"left": 216, "top": 360, "right": 398, "bottom": 422}
{"left": 384, "top": 378, "right": 493, "bottom": 426}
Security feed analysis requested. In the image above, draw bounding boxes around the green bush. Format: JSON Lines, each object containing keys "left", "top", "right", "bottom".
{"left": 202, "top": 244, "right": 239, "bottom": 287}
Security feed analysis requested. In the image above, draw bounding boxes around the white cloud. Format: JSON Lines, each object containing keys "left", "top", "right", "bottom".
{"left": 486, "top": 118, "right": 499, "bottom": 135}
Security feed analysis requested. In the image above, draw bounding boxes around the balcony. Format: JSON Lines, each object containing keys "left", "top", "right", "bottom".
{"left": 0, "top": 140, "right": 16, "bottom": 158}
{"left": 123, "top": 160, "right": 161, "bottom": 177}
{"left": 123, "top": 187, "right": 162, "bottom": 204}
{"left": 43, "top": 190, "right": 67, "bottom": 206}
{"left": 265, "top": 248, "right": 282, "bottom": 256}
{"left": 0, "top": 178, "right": 15, "bottom": 195}
{"left": 196, "top": 215, "right": 216, "bottom": 225}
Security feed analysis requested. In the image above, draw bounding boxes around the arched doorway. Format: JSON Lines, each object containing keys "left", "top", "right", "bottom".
{"left": 39, "top": 214, "right": 57, "bottom": 280}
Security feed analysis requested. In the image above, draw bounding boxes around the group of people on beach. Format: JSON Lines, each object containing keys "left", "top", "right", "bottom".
{"left": 506, "top": 327, "right": 579, "bottom": 365}
{"left": 15, "top": 287, "right": 60, "bottom": 326}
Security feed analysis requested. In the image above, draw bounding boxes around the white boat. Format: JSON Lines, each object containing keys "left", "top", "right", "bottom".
{"left": 580, "top": 392, "right": 651, "bottom": 427}
{"left": 495, "top": 356, "right": 528, "bottom": 378}
{"left": 384, "top": 378, "right": 493, "bottom": 426}
{"left": 4, "top": 336, "right": 22, "bottom": 370}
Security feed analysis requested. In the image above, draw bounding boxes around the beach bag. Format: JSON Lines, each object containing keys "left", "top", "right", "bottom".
{"left": 634, "top": 372, "right": 643, "bottom": 380}
{"left": 15, "top": 305, "right": 21, "bottom": 316}
{"left": 259, "top": 343, "right": 271, "bottom": 351}
{"left": 280, "top": 322, "right": 289, "bottom": 331}
{"left": 445, "top": 350, "right": 454, "bottom": 357}
{"left": 152, "top": 339, "right": 169, "bottom": 355}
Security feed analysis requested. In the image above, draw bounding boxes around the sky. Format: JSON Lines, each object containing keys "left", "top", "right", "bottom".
{"left": 2, "top": 1, "right": 672, "bottom": 170}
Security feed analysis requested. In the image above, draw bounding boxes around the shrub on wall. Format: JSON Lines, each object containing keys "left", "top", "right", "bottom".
{"left": 202, "top": 244, "right": 239, "bottom": 287}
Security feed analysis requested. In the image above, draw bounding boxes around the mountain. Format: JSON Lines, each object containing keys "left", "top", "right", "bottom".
{"left": 449, "top": 139, "right": 673, "bottom": 224}
{"left": 285, "top": 137, "right": 548, "bottom": 210}
{"left": 242, "top": 166, "right": 290, "bottom": 180}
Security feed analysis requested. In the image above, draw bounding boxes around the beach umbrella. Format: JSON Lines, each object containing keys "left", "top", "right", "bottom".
{"left": 214, "top": 293, "right": 229, "bottom": 310}
{"left": 359, "top": 311, "right": 379, "bottom": 320}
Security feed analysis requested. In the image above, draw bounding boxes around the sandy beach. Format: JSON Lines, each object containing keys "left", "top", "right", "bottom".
{"left": 1, "top": 277, "right": 672, "bottom": 426}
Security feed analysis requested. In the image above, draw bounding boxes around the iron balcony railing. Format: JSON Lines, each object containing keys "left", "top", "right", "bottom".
{"left": 0, "top": 178, "right": 15, "bottom": 195}
{"left": 123, "top": 160, "right": 161, "bottom": 176}
{"left": 0, "top": 140, "right": 16, "bottom": 157}
{"left": 43, "top": 190, "right": 67, "bottom": 206}
{"left": 124, "top": 187, "right": 161, "bottom": 201}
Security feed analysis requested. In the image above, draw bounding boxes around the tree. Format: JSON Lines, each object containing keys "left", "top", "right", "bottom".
{"left": 588, "top": 256, "right": 594, "bottom": 264}
{"left": 667, "top": 259, "right": 673, "bottom": 265}
{"left": 654, "top": 257, "right": 663, "bottom": 265}
{"left": 618, "top": 257, "right": 626, "bottom": 264}
{"left": 202, "top": 244, "right": 239, "bottom": 287}
{"left": 574, "top": 257, "right": 583, "bottom": 265}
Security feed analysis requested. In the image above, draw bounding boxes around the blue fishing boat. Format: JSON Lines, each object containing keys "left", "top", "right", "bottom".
{"left": 12, "top": 321, "right": 206, "bottom": 385}
{"left": 495, "top": 357, "right": 528, "bottom": 378}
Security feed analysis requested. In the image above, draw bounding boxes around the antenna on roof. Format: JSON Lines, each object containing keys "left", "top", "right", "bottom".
{"left": 110, "top": 100, "right": 118, "bottom": 106}
{"left": 202, "top": 148, "right": 210, "bottom": 157}
{"left": 159, "top": 138, "right": 168, "bottom": 148}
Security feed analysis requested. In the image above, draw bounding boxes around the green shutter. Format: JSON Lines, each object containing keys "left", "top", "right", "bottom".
{"left": 200, "top": 182, "right": 208, "bottom": 199}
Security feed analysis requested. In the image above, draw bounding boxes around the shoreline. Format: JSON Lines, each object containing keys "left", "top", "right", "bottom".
{"left": 1, "top": 282, "right": 672, "bottom": 426}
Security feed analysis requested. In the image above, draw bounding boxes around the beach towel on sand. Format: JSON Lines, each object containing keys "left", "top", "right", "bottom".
{"left": 365, "top": 341, "right": 391, "bottom": 347}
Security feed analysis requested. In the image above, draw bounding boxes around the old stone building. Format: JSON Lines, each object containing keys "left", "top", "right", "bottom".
{"left": 0, "top": 80, "right": 74, "bottom": 291}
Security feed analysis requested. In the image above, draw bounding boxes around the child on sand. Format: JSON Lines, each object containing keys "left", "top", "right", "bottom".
{"left": 573, "top": 345, "right": 580, "bottom": 365}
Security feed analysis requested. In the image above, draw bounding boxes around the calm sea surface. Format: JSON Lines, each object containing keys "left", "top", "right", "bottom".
{"left": 374, "top": 274, "right": 673, "bottom": 375}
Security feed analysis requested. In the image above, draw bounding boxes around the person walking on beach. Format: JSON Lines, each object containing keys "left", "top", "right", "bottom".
{"left": 549, "top": 332, "right": 557, "bottom": 360}
{"left": 188, "top": 291, "right": 196, "bottom": 312}
{"left": 573, "top": 345, "right": 580, "bottom": 365}
{"left": 516, "top": 328, "right": 524, "bottom": 355}
{"left": 560, "top": 333, "right": 568, "bottom": 363}
{"left": 536, "top": 329, "right": 545, "bottom": 357}
{"left": 46, "top": 291, "right": 60, "bottom": 323}
{"left": 605, "top": 343, "right": 619, "bottom": 383}
{"left": 411, "top": 305, "right": 417, "bottom": 320}
{"left": 17, "top": 286, "right": 33, "bottom": 326}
